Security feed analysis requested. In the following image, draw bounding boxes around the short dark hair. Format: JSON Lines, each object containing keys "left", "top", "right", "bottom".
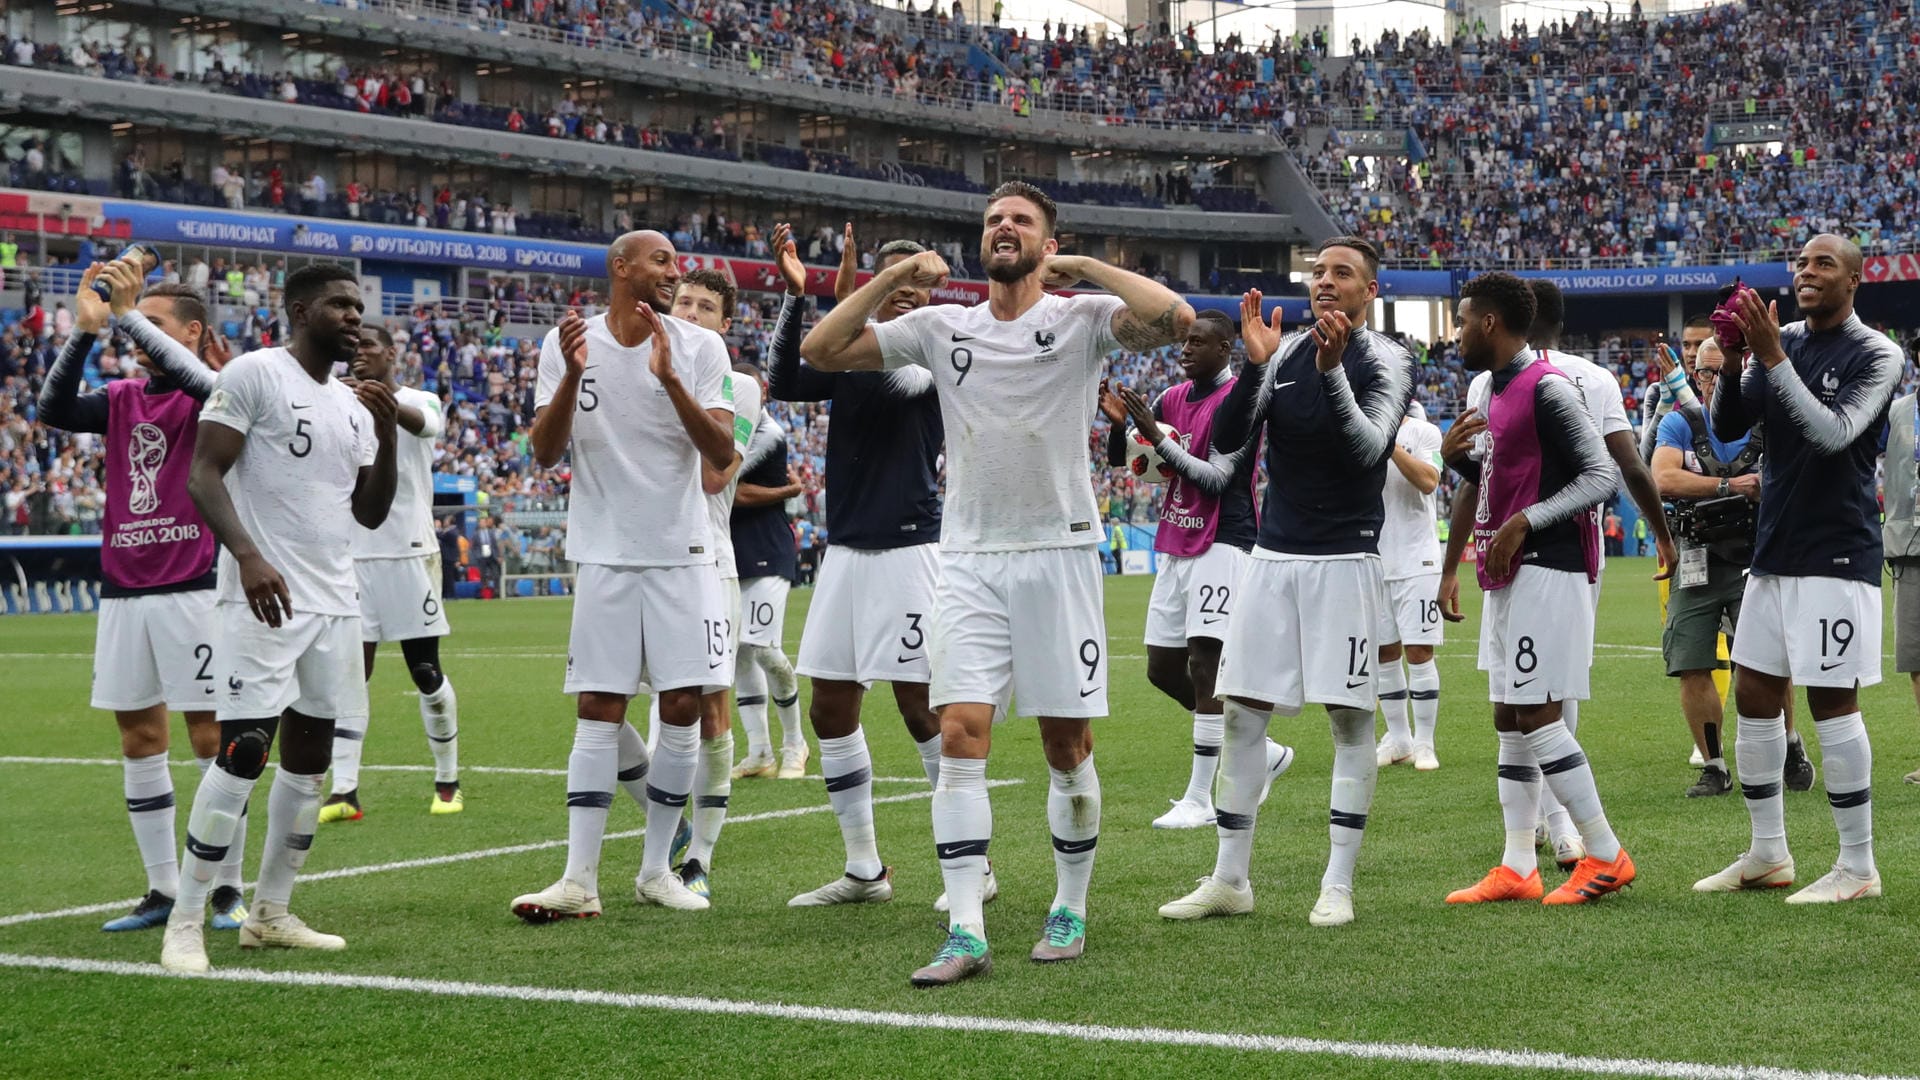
{"left": 1317, "top": 235, "right": 1381, "bottom": 281}
{"left": 986, "top": 181, "right": 1057, "bottom": 235}
{"left": 1526, "top": 279, "right": 1565, "bottom": 340}
{"left": 362, "top": 324, "right": 395, "bottom": 350}
{"left": 1684, "top": 313, "right": 1714, "bottom": 331}
{"left": 876, "top": 239, "right": 927, "bottom": 261}
{"left": 1193, "top": 309, "right": 1236, "bottom": 340}
{"left": 678, "top": 268, "right": 736, "bottom": 322}
{"left": 138, "top": 283, "right": 207, "bottom": 331}
{"left": 284, "top": 263, "right": 359, "bottom": 312}
{"left": 1460, "top": 271, "right": 1537, "bottom": 334}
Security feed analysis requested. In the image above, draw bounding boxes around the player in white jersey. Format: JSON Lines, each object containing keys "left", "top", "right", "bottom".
{"left": 318, "top": 325, "right": 462, "bottom": 824}
{"left": 509, "top": 231, "right": 737, "bottom": 921}
{"left": 1374, "top": 400, "right": 1446, "bottom": 771}
{"left": 162, "top": 263, "right": 399, "bottom": 972}
{"left": 805, "top": 181, "right": 1196, "bottom": 986}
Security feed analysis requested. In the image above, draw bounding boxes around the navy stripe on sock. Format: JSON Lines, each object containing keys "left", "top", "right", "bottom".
{"left": 1741, "top": 781, "right": 1783, "bottom": 800}
{"left": 773, "top": 693, "right": 799, "bottom": 707}
{"left": 427, "top": 733, "right": 457, "bottom": 744}
{"left": 1409, "top": 689, "right": 1440, "bottom": 701}
{"left": 1378, "top": 690, "right": 1410, "bottom": 701}
{"left": 1329, "top": 809, "right": 1369, "bottom": 831}
{"left": 736, "top": 695, "right": 768, "bottom": 707}
{"left": 1539, "top": 751, "right": 1588, "bottom": 776}
{"left": 645, "top": 785, "right": 689, "bottom": 808}
{"left": 616, "top": 762, "right": 648, "bottom": 782}
{"left": 1193, "top": 744, "right": 1221, "bottom": 757}
{"left": 334, "top": 728, "right": 365, "bottom": 742}
{"left": 287, "top": 833, "right": 313, "bottom": 852}
{"left": 694, "top": 794, "right": 731, "bottom": 809}
{"left": 185, "top": 833, "right": 228, "bottom": 861}
{"left": 824, "top": 767, "right": 871, "bottom": 793}
{"left": 1496, "top": 764, "right": 1540, "bottom": 782}
{"left": 1052, "top": 834, "right": 1098, "bottom": 855}
{"left": 1215, "top": 810, "right": 1254, "bottom": 830}
{"left": 566, "top": 790, "right": 615, "bottom": 809}
{"left": 1828, "top": 787, "right": 1872, "bottom": 809}
{"left": 127, "top": 792, "right": 176, "bottom": 813}
{"left": 935, "top": 839, "right": 990, "bottom": 860}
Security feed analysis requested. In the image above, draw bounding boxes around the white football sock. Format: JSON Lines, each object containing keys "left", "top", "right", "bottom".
{"left": 1539, "top": 699, "right": 1580, "bottom": 847}
{"left": 562, "top": 719, "right": 620, "bottom": 895}
{"left": 641, "top": 721, "right": 698, "bottom": 878}
{"left": 1815, "top": 712, "right": 1875, "bottom": 877}
{"left": 820, "top": 729, "right": 881, "bottom": 879}
{"left": 196, "top": 756, "right": 245, "bottom": 889}
{"left": 735, "top": 656, "right": 772, "bottom": 759}
{"left": 686, "top": 731, "right": 733, "bottom": 867}
{"left": 176, "top": 764, "right": 255, "bottom": 919}
{"left": 1376, "top": 660, "right": 1412, "bottom": 745}
{"left": 1183, "top": 712, "right": 1222, "bottom": 805}
{"left": 1496, "top": 731, "right": 1541, "bottom": 874}
{"left": 1325, "top": 706, "right": 1377, "bottom": 892}
{"left": 1047, "top": 755, "right": 1100, "bottom": 918}
{"left": 330, "top": 713, "right": 368, "bottom": 795}
{"left": 1211, "top": 700, "right": 1271, "bottom": 889}
{"left": 419, "top": 677, "right": 459, "bottom": 784}
{"left": 614, "top": 721, "right": 650, "bottom": 807}
{"left": 749, "top": 644, "right": 806, "bottom": 754}
{"left": 253, "top": 770, "right": 323, "bottom": 908}
{"left": 1525, "top": 719, "right": 1621, "bottom": 862}
{"left": 1407, "top": 660, "right": 1441, "bottom": 747}
{"left": 1736, "top": 712, "right": 1789, "bottom": 863}
{"left": 932, "top": 756, "right": 991, "bottom": 939}
{"left": 915, "top": 732, "right": 943, "bottom": 786}
{"left": 123, "top": 752, "right": 178, "bottom": 897}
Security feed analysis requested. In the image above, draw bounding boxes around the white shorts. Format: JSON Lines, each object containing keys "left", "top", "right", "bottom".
{"left": 739, "top": 575, "right": 791, "bottom": 649}
{"left": 565, "top": 562, "right": 731, "bottom": 696}
{"left": 1143, "top": 544, "right": 1247, "bottom": 647}
{"left": 356, "top": 554, "right": 450, "bottom": 643}
{"left": 1387, "top": 573, "right": 1445, "bottom": 647}
{"left": 931, "top": 547, "right": 1106, "bottom": 718}
{"left": 1730, "top": 574, "right": 1882, "bottom": 689}
{"left": 215, "top": 604, "right": 368, "bottom": 721}
{"left": 1216, "top": 551, "right": 1387, "bottom": 715}
{"left": 1477, "top": 565, "right": 1595, "bottom": 705}
{"left": 91, "top": 590, "right": 219, "bottom": 712}
{"left": 797, "top": 544, "right": 941, "bottom": 686}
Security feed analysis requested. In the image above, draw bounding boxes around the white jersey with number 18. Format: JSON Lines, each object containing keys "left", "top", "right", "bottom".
{"left": 1379, "top": 415, "right": 1443, "bottom": 581}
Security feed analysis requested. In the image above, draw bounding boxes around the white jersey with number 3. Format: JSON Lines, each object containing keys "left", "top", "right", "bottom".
{"left": 872, "top": 292, "right": 1126, "bottom": 552}
{"left": 354, "top": 384, "right": 442, "bottom": 560}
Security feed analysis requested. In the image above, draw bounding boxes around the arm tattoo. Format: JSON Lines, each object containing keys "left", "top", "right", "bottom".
{"left": 1114, "top": 302, "right": 1182, "bottom": 351}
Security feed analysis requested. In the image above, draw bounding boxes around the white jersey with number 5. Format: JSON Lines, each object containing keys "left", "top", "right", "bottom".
{"left": 353, "top": 384, "right": 442, "bottom": 560}
{"left": 872, "top": 292, "right": 1126, "bottom": 552}
{"left": 535, "top": 313, "right": 732, "bottom": 568}
{"left": 1379, "top": 415, "right": 1443, "bottom": 581}
{"left": 200, "top": 347, "right": 377, "bottom": 616}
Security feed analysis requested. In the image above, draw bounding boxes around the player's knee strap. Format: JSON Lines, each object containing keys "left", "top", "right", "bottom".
{"left": 407, "top": 660, "right": 445, "bottom": 695}
{"left": 216, "top": 717, "right": 279, "bottom": 779}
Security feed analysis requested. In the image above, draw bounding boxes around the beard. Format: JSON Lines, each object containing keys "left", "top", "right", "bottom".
{"left": 984, "top": 246, "right": 1042, "bottom": 284}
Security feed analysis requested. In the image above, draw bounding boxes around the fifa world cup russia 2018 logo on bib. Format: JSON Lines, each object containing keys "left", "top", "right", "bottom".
{"left": 128, "top": 422, "right": 169, "bottom": 516}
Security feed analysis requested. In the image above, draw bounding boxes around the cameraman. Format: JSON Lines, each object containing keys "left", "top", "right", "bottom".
{"left": 1881, "top": 385, "right": 1920, "bottom": 785}
{"left": 1653, "top": 338, "right": 1814, "bottom": 797}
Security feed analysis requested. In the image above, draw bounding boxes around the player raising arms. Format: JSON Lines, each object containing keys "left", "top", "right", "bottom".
{"left": 40, "top": 257, "right": 247, "bottom": 932}
{"left": 320, "top": 325, "right": 463, "bottom": 824}
{"left": 1437, "top": 272, "right": 1634, "bottom": 907}
{"left": 1099, "top": 311, "right": 1292, "bottom": 829}
{"left": 805, "top": 181, "right": 1194, "bottom": 986}
{"left": 1158, "top": 237, "right": 1414, "bottom": 929}
{"left": 1696, "top": 235, "right": 1900, "bottom": 903}
{"left": 509, "top": 231, "right": 736, "bottom": 921}
{"left": 766, "top": 224, "right": 950, "bottom": 909}
{"left": 162, "top": 263, "right": 398, "bottom": 972}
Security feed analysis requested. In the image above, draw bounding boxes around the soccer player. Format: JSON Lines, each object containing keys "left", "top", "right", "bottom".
{"left": 1373, "top": 400, "right": 1445, "bottom": 771}
{"left": 804, "top": 181, "right": 1195, "bottom": 985}
{"left": 1097, "top": 311, "right": 1292, "bottom": 828}
{"left": 770, "top": 224, "right": 953, "bottom": 908}
{"left": 1437, "top": 271, "right": 1635, "bottom": 907}
{"left": 1157, "top": 236, "right": 1413, "bottom": 929}
{"left": 1695, "top": 235, "right": 1899, "bottom": 903}
{"left": 509, "top": 231, "right": 735, "bottom": 921}
{"left": 39, "top": 258, "right": 246, "bottom": 932}
{"left": 732, "top": 375, "right": 807, "bottom": 796}
{"left": 319, "top": 325, "right": 461, "bottom": 823}
{"left": 161, "top": 263, "right": 398, "bottom": 972}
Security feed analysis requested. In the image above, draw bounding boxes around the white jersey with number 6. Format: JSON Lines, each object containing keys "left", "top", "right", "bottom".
{"left": 353, "top": 384, "right": 442, "bottom": 560}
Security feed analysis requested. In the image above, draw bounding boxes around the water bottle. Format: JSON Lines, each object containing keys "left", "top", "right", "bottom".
{"left": 90, "top": 244, "right": 159, "bottom": 302}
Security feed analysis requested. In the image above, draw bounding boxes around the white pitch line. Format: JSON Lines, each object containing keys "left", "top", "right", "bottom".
{"left": 0, "top": 781, "right": 1020, "bottom": 929}
{"left": 0, "top": 756, "right": 934, "bottom": 785}
{"left": 0, "top": 953, "right": 1905, "bottom": 1080}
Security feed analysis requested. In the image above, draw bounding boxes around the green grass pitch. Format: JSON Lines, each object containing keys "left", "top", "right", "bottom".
{"left": 2, "top": 561, "right": 1918, "bottom": 1079}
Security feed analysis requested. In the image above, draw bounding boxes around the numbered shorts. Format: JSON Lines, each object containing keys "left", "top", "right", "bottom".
{"left": 1386, "top": 573, "right": 1445, "bottom": 647}
{"left": 1730, "top": 573, "right": 1882, "bottom": 689}
{"left": 565, "top": 562, "right": 732, "bottom": 696}
{"left": 91, "top": 590, "right": 218, "bottom": 712}
{"left": 1477, "top": 565, "right": 1594, "bottom": 705}
{"left": 1216, "top": 551, "right": 1387, "bottom": 716}
{"left": 739, "top": 575, "right": 791, "bottom": 649}
{"left": 1143, "top": 544, "right": 1246, "bottom": 647}
{"left": 215, "top": 604, "right": 367, "bottom": 721}
{"left": 356, "top": 554, "right": 450, "bottom": 643}
{"left": 931, "top": 547, "right": 1106, "bottom": 718}
{"left": 797, "top": 544, "right": 941, "bottom": 686}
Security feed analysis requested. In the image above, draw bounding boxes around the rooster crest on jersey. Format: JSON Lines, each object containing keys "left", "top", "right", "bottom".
{"left": 1035, "top": 330, "right": 1056, "bottom": 351}
{"left": 127, "top": 422, "right": 168, "bottom": 516}
{"left": 1125, "top": 425, "right": 1184, "bottom": 483}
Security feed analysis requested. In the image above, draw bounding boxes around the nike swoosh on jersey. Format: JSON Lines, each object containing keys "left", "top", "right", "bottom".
{"left": 290, "top": 403, "right": 313, "bottom": 410}
{"left": 1272, "top": 381, "right": 1297, "bottom": 390}
{"left": 951, "top": 333, "right": 975, "bottom": 342}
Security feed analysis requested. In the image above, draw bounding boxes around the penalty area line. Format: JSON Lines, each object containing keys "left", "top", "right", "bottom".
{"left": 0, "top": 952, "right": 1905, "bottom": 1080}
